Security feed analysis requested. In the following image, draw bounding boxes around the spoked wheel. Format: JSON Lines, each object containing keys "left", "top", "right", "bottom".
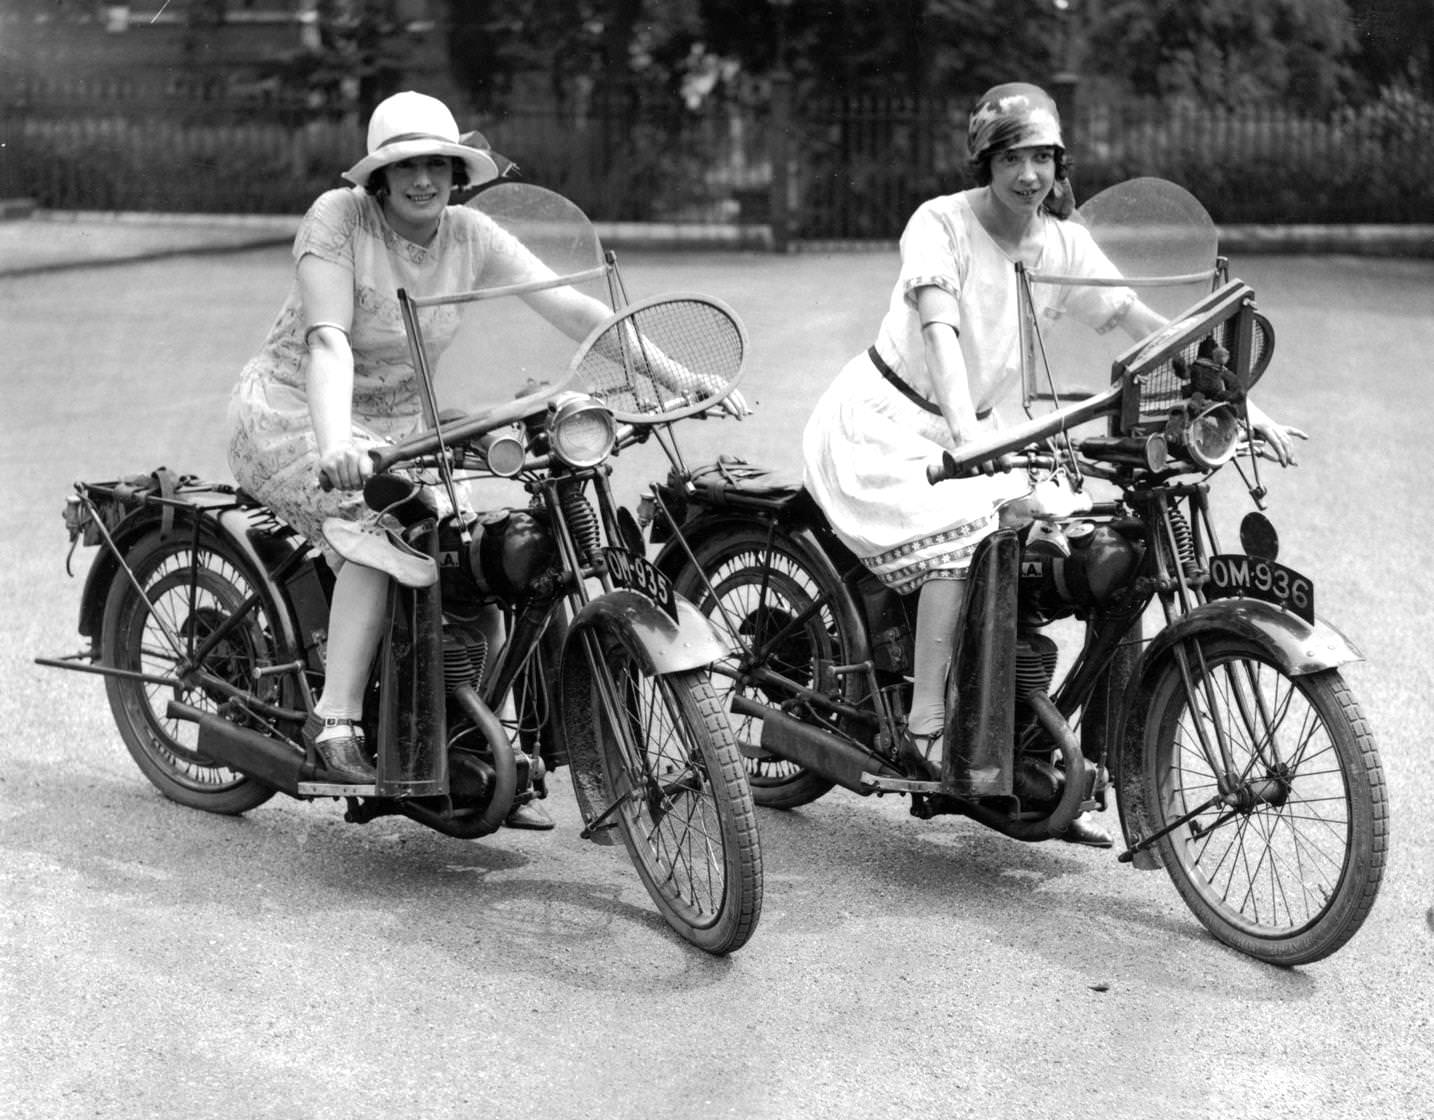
{"left": 1142, "top": 637, "right": 1387, "bottom": 965}
{"left": 100, "top": 529, "right": 301, "bottom": 815}
{"left": 669, "top": 527, "right": 863, "bottom": 809}
{"left": 582, "top": 629, "right": 762, "bottom": 954}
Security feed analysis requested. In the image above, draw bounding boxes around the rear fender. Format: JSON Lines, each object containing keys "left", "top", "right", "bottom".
{"left": 1112, "top": 599, "right": 1362, "bottom": 870}
{"left": 652, "top": 504, "right": 852, "bottom": 583}
{"left": 652, "top": 509, "right": 869, "bottom": 645}
{"left": 77, "top": 498, "right": 311, "bottom": 668}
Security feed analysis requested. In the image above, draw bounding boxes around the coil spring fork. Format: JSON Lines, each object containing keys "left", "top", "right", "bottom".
{"left": 1169, "top": 505, "right": 1199, "bottom": 578}
{"left": 559, "top": 479, "right": 602, "bottom": 567}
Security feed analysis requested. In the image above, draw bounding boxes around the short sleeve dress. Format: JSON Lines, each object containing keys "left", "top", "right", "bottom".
{"left": 801, "top": 190, "right": 1133, "bottom": 595}
{"left": 227, "top": 187, "right": 542, "bottom": 562}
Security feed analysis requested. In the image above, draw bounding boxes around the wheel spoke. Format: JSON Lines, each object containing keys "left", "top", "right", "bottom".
{"left": 582, "top": 630, "right": 761, "bottom": 952}
{"left": 673, "top": 536, "right": 853, "bottom": 806}
{"left": 104, "top": 535, "right": 294, "bottom": 808}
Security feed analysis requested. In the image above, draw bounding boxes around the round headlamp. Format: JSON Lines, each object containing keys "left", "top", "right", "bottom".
{"left": 1183, "top": 404, "right": 1241, "bottom": 469}
{"left": 549, "top": 394, "right": 617, "bottom": 468}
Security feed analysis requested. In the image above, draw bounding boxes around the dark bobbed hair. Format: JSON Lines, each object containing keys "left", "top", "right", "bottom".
{"left": 967, "top": 145, "right": 1072, "bottom": 187}
{"left": 967, "top": 145, "right": 1075, "bottom": 219}
{"left": 364, "top": 157, "right": 471, "bottom": 196}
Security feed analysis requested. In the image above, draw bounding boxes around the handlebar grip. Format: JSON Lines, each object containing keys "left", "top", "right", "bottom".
{"left": 927, "top": 451, "right": 1003, "bottom": 484}
{"left": 928, "top": 450, "right": 1054, "bottom": 484}
{"left": 367, "top": 445, "right": 397, "bottom": 476}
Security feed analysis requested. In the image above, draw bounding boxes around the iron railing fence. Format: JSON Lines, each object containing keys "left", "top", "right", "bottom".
{"left": 4, "top": 76, "right": 1432, "bottom": 236}
{"left": 793, "top": 92, "right": 1434, "bottom": 237}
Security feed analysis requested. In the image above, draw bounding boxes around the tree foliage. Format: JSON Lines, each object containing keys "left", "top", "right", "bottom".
{"left": 1090, "top": 0, "right": 1357, "bottom": 111}
{"left": 442, "top": 0, "right": 1430, "bottom": 114}
{"left": 445, "top": 0, "right": 704, "bottom": 110}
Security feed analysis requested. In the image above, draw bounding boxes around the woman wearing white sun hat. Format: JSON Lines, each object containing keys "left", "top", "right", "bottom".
{"left": 226, "top": 91, "right": 611, "bottom": 809}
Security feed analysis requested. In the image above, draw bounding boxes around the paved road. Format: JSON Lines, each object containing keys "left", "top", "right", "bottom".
{"left": 2, "top": 244, "right": 1431, "bottom": 1120}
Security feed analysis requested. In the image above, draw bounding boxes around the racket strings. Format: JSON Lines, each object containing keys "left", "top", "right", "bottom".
{"left": 573, "top": 298, "right": 744, "bottom": 418}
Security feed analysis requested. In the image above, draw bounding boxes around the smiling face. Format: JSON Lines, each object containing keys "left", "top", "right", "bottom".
{"left": 379, "top": 155, "right": 455, "bottom": 242}
{"left": 986, "top": 144, "right": 1057, "bottom": 218}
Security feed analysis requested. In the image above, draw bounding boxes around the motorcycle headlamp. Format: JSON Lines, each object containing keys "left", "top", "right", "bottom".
{"left": 1182, "top": 403, "right": 1242, "bottom": 469}
{"left": 477, "top": 426, "right": 527, "bottom": 477}
{"left": 548, "top": 394, "right": 617, "bottom": 468}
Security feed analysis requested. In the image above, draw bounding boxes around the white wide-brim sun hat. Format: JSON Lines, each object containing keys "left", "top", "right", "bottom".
{"left": 342, "top": 90, "right": 500, "bottom": 188}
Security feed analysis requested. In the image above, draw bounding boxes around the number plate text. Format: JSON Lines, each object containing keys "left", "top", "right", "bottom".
{"left": 1206, "top": 554, "right": 1315, "bottom": 624}
{"left": 603, "top": 547, "right": 679, "bottom": 620}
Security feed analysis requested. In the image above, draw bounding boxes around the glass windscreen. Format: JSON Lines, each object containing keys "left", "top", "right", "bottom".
{"left": 424, "top": 183, "right": 612, "bottom": 416}
{"left": 1021, "top": 177, "right": 1221, "bottom": 414}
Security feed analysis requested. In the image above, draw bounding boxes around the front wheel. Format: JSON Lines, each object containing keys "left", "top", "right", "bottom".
{"left": 100, "top": 529, "right": 300, "bottom": 815}
{"left": 581, "top": 630, "right": 762, "bottom": 954}
{"left": 1142, "top": 637, "right": 1387, "bottom": 965}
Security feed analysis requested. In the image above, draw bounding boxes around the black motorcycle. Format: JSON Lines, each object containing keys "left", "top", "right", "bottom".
{"left": 40, "top": 183, "right": 763, "bottom": 955}
{"left": 640, "top": 179, "right": 1387, "bottom": 966}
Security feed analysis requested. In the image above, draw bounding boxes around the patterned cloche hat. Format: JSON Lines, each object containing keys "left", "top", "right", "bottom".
{"left": 967, "top": 82, "right": 1065, "bottom": 162}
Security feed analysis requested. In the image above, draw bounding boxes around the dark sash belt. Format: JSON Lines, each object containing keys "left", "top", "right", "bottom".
{"left": 867, "top": 346, "right": 989, "bottom": 420}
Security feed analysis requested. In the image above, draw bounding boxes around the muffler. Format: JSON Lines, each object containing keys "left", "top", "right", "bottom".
{"left": 730, "top": 695, "right": 899, "bottom": 794}
{"left": 167, "top": 700, "right": 304, "bottom": 794}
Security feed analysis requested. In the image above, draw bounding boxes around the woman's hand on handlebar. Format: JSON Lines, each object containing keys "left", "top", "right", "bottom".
{"left": 317, "top": 440, "right": 373, "bottom": 491}
{"left": 1245, "top": 400, "right": 1307, "bottom": 467}
{"left": 717, "top": 388, "right": 751, "bottom": 419}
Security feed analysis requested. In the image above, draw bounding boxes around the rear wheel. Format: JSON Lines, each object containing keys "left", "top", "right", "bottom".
{"left": 1142, "top": 637, "right": 1387, "bottom": 965}
{"left": 583, "top": 629, "right": 762, "bottom": 954}
{"left": 669, "top": 526, "right": 862, "bottom": 809}
{"left": 100, "top": 529, "right": 300, "bottom": 815}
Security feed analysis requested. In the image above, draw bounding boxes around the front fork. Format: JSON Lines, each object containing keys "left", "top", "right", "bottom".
{"left": 1144, "top": 485, "right": 1289, "bottom": 797}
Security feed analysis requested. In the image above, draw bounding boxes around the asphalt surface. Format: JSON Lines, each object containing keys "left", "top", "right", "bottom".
{"left": 2, "top": 217, "right": 1432, "bottom": 1120}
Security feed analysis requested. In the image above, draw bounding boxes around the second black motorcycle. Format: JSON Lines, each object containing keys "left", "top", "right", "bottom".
{"left": 640, "top": 179, "right": 1387, "bottom": 966}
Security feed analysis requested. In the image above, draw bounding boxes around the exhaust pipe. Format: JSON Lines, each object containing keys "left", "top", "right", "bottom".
{"left": 731, "top": 695, "right": 899, "bottom": 794}
{"left": 167, "top": 700, "right": 304, "bottom": 794}
{"left": 731, "top": 693, "right": 1092, "bottom": 843}
{"left": 957, "top": 692, "right": 1089, "bottom": 842}
{"left": 447, "top": 682, "right": 516, "bottom": 837}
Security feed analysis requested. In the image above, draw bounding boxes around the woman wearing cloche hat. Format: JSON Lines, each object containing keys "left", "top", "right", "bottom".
{"left": 800, "top": 81, "right": 1307, "bottom": 845}
{"left": 225, "top": 91, "right": 609, "bottom": 819}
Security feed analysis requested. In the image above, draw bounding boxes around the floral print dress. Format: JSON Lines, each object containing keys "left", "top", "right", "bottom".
{"left": 227, "top": 187, "right": 534, "bottom": 563}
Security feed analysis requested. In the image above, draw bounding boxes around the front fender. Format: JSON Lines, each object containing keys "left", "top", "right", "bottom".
{"left": 1140, "top": 598, "right": 1362, "bottom": 678}
{"left": 564, "top": 588, "right": 730, "bottom": 676}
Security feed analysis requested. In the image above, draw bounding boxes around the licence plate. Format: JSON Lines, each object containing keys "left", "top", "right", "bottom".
{"left": 603, "top": 547, "right": 678, "bottom": 620}
{"left": 1205, "top": 554, "right": 1315, "bottom": 624}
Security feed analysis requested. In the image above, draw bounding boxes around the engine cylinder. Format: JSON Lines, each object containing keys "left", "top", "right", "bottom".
{"left": 1015, "top": 633, "right": 1058, "bottom": 698}
{"left": 442, "top": 628, "right": 487, "bottom": 695}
